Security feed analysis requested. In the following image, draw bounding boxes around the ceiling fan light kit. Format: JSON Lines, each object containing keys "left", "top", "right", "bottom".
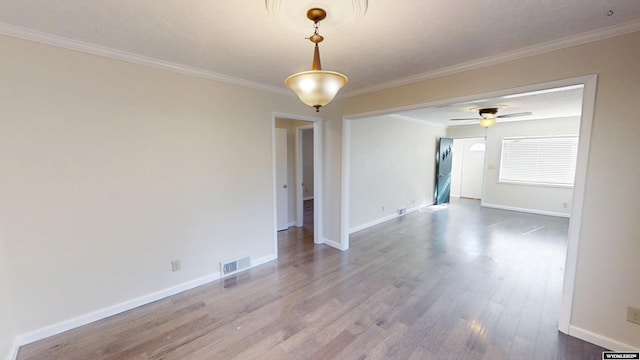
{"left": 285, "top": 8, "right": 348, "bottom": 112}
{"left": 478, "top": 107, "right": 497, "bottom": 128}
{"left": 479, "top": 117, "right": 497, "bottom": 128}
{"left": 451, "top": 106, "right": 532, "bottom": 127}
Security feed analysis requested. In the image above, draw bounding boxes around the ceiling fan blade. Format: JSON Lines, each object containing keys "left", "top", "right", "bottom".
{"left": 450, "top": 117, "right": 479, "bottom": 121}
{"left": 496, "top": 111, "right": 532, "bottom": 119}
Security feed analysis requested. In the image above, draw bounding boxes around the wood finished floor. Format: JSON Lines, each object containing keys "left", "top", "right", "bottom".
{"left": 18, "top": 198, "right": 608, "bottom": 360}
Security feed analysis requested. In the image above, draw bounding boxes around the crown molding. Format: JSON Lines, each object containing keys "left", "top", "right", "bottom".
{"left": 1, "top": 18, "right": 638, "bottom": 99}
{"left": 0, "top": 21, "right": 291, "bottom": 96}
{"left": 386, "top": 114, "right": 447, "bottom": 128}
{"left": 342, "top": 19, "right": 640, "bottom": 98}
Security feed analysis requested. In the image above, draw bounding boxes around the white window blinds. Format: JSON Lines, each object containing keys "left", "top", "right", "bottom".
{"left": 499, "top": 135, "right": 579, "bottom": 187}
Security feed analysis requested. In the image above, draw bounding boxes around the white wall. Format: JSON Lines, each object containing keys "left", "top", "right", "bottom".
{"left": 349, "top": 116, "right": 446, "bottom": 231}
{"left": 302, "top": 129, "right": 314, "bottom": 199}
{"left": 448, "top": 117, "right": 580, "bottom": 216}
{"left": 333, "top": 31, "right": 640, "bottom": 349}
{"left": 0, "top": 33, "right": 314, "bottom": 359}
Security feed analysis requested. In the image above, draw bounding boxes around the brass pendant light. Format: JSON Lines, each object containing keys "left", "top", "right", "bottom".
{"left": 285, "top": 8, "right": 348, "bottom": 112}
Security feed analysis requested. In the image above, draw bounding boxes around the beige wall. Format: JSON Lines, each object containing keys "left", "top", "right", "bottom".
{"left": 331, "top": 31, "right": 640, "bottom": 348}
{"left": 0, "top": 33, "right": 314, "bottom": 358}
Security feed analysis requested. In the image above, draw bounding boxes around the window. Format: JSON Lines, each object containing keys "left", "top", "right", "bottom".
{"left": 499, "top": 135, "right": 579, "bottom": 187}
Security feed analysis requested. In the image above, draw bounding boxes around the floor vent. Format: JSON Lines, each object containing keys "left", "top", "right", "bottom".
{"left": 221, "top": 256, "right": 251, "bottom": 277}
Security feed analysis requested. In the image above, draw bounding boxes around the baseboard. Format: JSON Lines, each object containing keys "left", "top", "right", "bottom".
{"left": 7, "top": 338, "right": 20, "bottom": 360}
{"left": 349, "top": 204, "right": 426, "bottom": 234}
{"left": 349, "top": 213, "right": 397, "bottom": 234}
{"left": 13, "top": 253, "right": 277, "bottom": 352}
{"left": 252, "top": 254, "right": 278, "bottom": 268}
{"left": 568, "top": 325, "right": 639, "bottom": 352}
{"left": 322, "top": 237, "right": 346, "bottom": 251}
{"left": 480, "top": 202, "right": 570, "bottom": 218}
{"left": 287, "top": 221, "right": 297, "bottom": 228}
{"left": 303, "top": 196, "right": 314, "bottom": 201}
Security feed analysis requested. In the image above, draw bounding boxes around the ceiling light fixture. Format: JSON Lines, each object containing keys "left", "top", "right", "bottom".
{"left": 478, "top": 108, "right": 497, "bottom": 128}
{"left": 285, "top": 8, "right": 348, "bottom": 112}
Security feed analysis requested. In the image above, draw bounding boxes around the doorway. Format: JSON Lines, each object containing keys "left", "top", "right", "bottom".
{"left": 272, "top": 112, "right": 323, "bottom": 257}
{"left": 340, "top": 75, "right": 598, "bottom": 336}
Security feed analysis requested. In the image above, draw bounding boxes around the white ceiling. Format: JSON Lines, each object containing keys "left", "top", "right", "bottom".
{"left": 387, "top": 84, "right": 585, "bottom": 127}
{"left": 0, "top": 1, "right": 638, "bottom": 121}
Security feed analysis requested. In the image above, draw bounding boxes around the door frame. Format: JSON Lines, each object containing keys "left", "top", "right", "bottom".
{"left": 296, "top": 125, "right": 314, "bottom": 227}
{"left": 340, "top": 75, "right": 597, "bottom": 335}
{"left": 271, "top": 112, "right": 324, "bottom": 257}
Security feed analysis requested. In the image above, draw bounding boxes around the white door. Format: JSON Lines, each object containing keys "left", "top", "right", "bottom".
{"left": 460, "top": 138, "right": 485, "bottom": 199}
{"left": 275, "top": 128, "right": 289, "bottom": 231}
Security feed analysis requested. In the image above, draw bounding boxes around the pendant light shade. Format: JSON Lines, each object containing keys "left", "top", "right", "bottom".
{"left": 285, "top": 8, "right": 348, "bottom": 112}
{"left": 479, "top": 117, "right": 496, "bottom": 128}
{"left": 285, "top": 70, "right": 348, "bottom": 110}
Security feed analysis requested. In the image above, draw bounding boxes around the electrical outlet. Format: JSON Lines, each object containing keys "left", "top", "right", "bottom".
{"left": 381, "top": 205, "right": 385, "bottom": 212}
{"left": 628, "top": 306, "right": 640, "bottom": 325}
{"left": 171, "top": 260, "right": 181, "bottom": 272}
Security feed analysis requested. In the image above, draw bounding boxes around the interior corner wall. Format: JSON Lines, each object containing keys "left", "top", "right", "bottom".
{"left": 0, "top": 33, "right": 314, "bottom": 356}
{"left": 448, "top": 117, "right": 581, "bottom": 216}
{"left": 349, "top": 116, "right": 445, "bottom": 231}
{"left": 316, "top": 104, "right": 344, "bottom": 246}
{"left": 334, "top": 31, "right": 640, "bottom": 349}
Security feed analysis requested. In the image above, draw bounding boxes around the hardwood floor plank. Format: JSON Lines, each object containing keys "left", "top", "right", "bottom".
{"left": 17, "top": 199, "right": 609, "bottom": 360}
{"left": 310, "top": 329, "right": 357, "bottom": 360}
{"left": 332, "top": 323, "right": 388, "bottom": 360}
{"left": 362, "top": 321, "right": 410, "bottom": 360}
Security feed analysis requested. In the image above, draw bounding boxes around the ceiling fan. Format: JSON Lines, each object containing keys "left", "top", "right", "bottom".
{"left": 450, "top": 107, "right": 532, "bottom": 128}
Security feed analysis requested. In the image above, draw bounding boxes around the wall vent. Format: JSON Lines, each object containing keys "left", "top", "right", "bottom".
{"left": 221, "top": 256, "right": 251, "bottom": 277}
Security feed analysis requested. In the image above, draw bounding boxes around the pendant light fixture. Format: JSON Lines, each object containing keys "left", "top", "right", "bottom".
{"left": 285, "top": 8, "right": 348, "bottom": 112}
